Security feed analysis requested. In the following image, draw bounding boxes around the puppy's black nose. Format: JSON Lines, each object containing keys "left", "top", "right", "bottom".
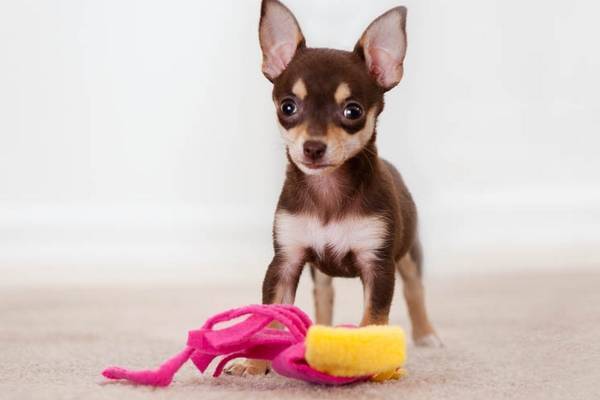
{"left": 303, "top": 140, "right": 327, "bottom": 162}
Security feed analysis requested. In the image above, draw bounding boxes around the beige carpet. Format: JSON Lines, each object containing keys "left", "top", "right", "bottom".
{"left": 1, "top": 271, "right": 599, "bottom": 400}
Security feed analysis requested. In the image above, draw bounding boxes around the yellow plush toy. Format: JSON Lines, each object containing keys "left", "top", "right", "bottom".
{"left": 305, "top": 325, "right": 407, "bottom": 382}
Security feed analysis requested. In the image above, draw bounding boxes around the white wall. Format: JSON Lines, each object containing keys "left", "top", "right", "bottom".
{"left": 1, "top": 0, "right": 599, "bottom": 285}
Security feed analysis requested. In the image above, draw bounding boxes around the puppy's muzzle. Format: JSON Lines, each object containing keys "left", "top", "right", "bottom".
{"left": 303, "top": 140, "right": 327, "bottom": 162}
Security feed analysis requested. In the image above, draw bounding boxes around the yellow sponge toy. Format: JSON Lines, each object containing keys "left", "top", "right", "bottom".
{"left": 305, "top": 325, "right": 407, "bottom": 381}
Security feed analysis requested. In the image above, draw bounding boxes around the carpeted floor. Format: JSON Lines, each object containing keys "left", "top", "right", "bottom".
{"left": 1, "top": 271, "right": 599, "bottom": 400}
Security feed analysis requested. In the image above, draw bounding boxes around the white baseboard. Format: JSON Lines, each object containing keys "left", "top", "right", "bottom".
{"left": 1, "top": 191, "right": 599, "bottom": 286}
{"left": 0, "top": 203, "right": 274, "bottom": 285}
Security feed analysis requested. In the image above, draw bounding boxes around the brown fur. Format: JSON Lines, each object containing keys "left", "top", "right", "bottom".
{"left": 225, "top": 0, "right": 440, "bottom": 377}
{"left": 258, "top": 0, "right": 435, "bottom": 332}
{"left": 263, "top": 49, "right": 419, "bottom": 319}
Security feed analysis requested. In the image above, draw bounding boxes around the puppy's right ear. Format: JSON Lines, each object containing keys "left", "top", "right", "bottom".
{"left": 259, "top": 0, "right": 305, "bottom": 81}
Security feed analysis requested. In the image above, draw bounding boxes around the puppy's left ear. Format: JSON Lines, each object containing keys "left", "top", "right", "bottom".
{"left": 354, "top": 7, "right": 408, "bottom": 91}
{"left": 259, "top": 0, "right": 305, "bottom": 81}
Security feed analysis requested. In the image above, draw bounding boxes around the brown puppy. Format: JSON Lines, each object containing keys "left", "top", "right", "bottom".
{"left": 226, "top": 0, "right": 441, "bottom": 377}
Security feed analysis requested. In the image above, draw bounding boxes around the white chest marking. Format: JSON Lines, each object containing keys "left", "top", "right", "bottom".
{"left": 275, "top": 212, "right": 388, "bottom": 264}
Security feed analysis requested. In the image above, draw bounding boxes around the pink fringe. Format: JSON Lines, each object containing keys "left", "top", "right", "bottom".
{"left": 101, "top": 304, "right": 363, "bottom": 386}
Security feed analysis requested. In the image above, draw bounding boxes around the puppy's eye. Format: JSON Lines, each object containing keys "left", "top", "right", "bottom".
{"left": 343, "top": 103, "right": 363, "bottom": 120}
{"left": 280, "top": 99, "right": 298, "bottom": 116}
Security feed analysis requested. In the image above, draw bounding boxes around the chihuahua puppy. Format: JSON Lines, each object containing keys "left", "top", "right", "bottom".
{"left": 226, "top": 0, "right": 440, "bottom": 376}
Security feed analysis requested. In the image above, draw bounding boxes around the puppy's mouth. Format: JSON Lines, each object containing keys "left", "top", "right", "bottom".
{"left": 301, "top": 161, "right": 336, "bottom": 170}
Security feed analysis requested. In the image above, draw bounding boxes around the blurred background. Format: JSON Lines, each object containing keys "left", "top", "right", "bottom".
{"left": 1, "top": 0, "right": 598, "bottom": 287}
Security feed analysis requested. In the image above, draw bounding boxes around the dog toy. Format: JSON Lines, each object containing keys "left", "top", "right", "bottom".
{"left": 102, "top": 304, "right": 406, "bottom": 386}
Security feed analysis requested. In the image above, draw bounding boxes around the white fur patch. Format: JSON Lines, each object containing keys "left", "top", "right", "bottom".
{"left": 275, "top": 212, "right": 387, "bottom": 265}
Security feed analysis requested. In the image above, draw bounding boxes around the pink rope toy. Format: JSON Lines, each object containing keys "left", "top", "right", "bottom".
{"left": 102, "top": 304, "right": 368, "bottom": 386}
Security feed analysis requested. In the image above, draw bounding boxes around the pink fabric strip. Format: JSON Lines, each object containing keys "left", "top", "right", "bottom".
{"left": 102, "top": 346, "right": 195, "bottom": 387}
{"left": 200, "top": 305, "right": 309, "bottom": 341}
{"left": 205, "top": 304, "right": 310, "bottom": 335}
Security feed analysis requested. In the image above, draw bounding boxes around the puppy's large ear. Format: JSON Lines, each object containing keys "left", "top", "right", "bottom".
{"left": 259, "top": 0, "right": 305, "bottom": 81}
{"left": 354, "top": 7, "right": 408, "bottom": 91}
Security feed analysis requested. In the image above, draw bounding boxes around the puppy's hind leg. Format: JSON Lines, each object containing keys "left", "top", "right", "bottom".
{"left": 310, "top": 265, "right": 334, "bottom": 325}
{"left": 397, "top": 246, "right": 442, "bottom": 347}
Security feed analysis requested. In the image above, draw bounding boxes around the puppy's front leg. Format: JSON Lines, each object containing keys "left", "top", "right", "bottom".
{"left": 225, "top": 252, "right": 304, "bottom": 377}
{"left": 360, "top": 258, "right": 395, "bottom": 326}
{"left": 262, "top": 252, "right": 304, "bottom": 305}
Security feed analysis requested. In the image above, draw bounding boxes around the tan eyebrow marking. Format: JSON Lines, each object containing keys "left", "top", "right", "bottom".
{"left": 334, "top": 82, "right": 351, "bottom": 104}
{"left": 292, "top": 78, "right": 308, "bottom": 100}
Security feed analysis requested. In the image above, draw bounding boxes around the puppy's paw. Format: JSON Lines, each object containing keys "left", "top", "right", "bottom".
{"left": 224, "top": 359, "right": 270, "bottom": 377}
{"left": 414, "top": 333, "right": 444, "bottom": 348}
